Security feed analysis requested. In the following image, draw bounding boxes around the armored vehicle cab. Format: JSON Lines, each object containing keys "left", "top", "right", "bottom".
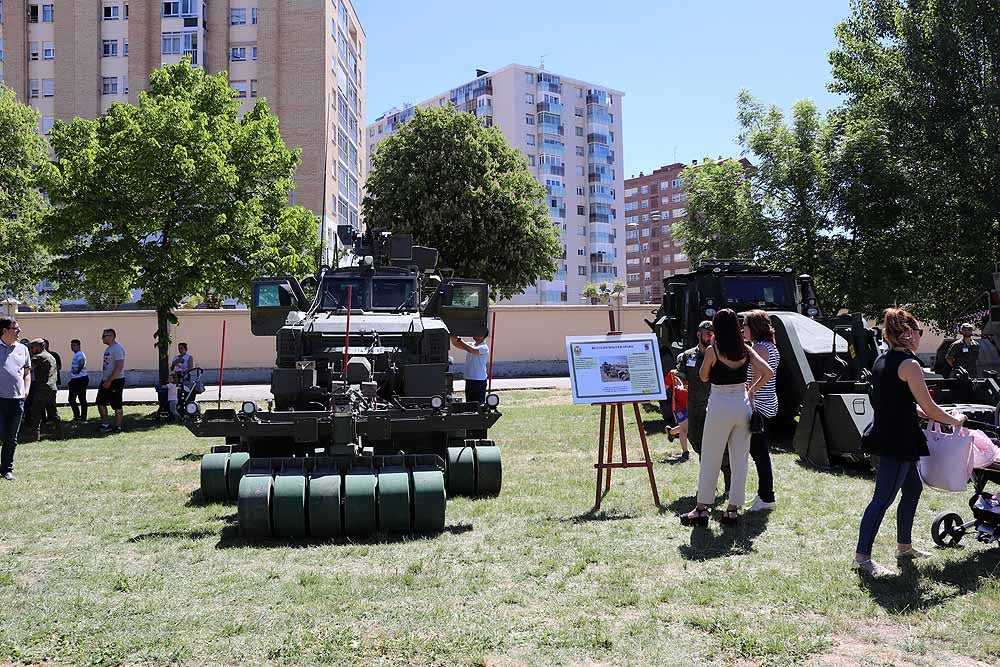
{"left": 185, "top": 227, "right": 503, "bottom": 539}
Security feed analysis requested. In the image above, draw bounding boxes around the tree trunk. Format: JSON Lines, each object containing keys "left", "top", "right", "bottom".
{"left": 156, "top": 306, "right": 171, "bottom": 386}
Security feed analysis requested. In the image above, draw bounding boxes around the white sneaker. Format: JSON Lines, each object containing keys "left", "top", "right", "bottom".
{"left": 746, "top": 496, "right": 776, "bottom": 512}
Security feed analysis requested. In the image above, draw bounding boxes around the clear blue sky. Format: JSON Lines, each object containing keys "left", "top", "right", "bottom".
{"left": 356, "top": 1, "right": 852, "bottom": 178}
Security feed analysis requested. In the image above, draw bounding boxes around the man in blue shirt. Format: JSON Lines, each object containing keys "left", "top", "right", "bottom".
{"left": 0, "top": 318, "right": 32, "bottom": 481}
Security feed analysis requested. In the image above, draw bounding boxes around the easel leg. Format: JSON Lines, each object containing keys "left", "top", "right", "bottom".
{"left": 633, "top": 403, "right": 661, "bottom": 508}
{"left": 617, "top": 403, "right": 628, "bottom": 466}
{"left": 604, "top": 403, "right": 616, "bottom": 492}
{"left": 593, "top": 404, "right": 607, "bottom": 511}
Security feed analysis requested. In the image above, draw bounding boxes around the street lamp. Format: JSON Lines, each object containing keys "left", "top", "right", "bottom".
{"left": 626, "top": 221, "right": 644, "bottom": 303}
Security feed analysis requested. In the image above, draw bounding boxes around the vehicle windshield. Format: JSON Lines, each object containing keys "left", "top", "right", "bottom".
{"left": 723, "top": 277, "right": 791, "bottom": 307}
{"left": 373, "top": 278, "right": 416, "bottom": 310}
{"left": 322, "top": 277, "right": 365, "bottom": 310}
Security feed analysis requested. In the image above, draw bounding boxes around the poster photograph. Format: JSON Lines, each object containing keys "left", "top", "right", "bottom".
{"left": 566, "top": 333, "right": 667, "bottom": 405}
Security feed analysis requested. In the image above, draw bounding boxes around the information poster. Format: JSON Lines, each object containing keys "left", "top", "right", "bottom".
{"left": 566, "top": 334, "right": 667, "bottom": 404}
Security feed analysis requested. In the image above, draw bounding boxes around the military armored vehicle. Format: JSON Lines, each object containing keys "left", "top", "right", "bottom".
{"left": 649, "top": 259, "right": 1000, "bottom": 467}
{"left": 184, "top": 227, "right": 503, "bottom": 539}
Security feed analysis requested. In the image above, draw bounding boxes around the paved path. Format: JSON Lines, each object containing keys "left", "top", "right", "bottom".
{"left": 55, "top": 377, "right": 572, "bottom": 405}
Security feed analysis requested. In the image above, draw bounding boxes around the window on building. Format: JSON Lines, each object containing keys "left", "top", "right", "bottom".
{"left": 576, "top": 205, "right": 585, "bottom": 216}
{"left": 251, "top": 7, "right": 257, "bottom": 24}
{"left": 29, "top": 80, "right": 39, "bottom": 98}
{"left": 122, "top": 75, "right": 128, "bottom": 94}
{"left": 29, "top": 42, "right": 39, "bottom": 60}
{"left": 575, "top": 126, "right": 583, "bottom": 137}
{"left": 578, "top": 248, "right": 586, "bottom": 256}
{"left": 574, "top": 107, "right": 583, "bottom": 117}
{"left": 672, "top": 179, "right": 683, "bottom": 188}
{"left": 230, "top": 7, "right": 246, "bottom": 24}
{"left": 250, "top": 79, "right": 258, "bottom": 98}
{"left": 101, "top": 77, "right": 118, "bottom": 95}
{"left": 182, "top": 32, "right": 198, "bottom": 62}
{"left": 661, "top": 224, "right": 671, "bottom": 234}
{"left": 41, "top": 79, "right": 53, "bottom": 97}
{"left": 162, "top": 1, "right": 179, "bottom": 17}
{"left": 181, "top": 0, "right": 196, "bottom": 15}
{"left": 28, "top": 4, "right": 38, "bottom": 22}
{"left": 575, "top": 146, "right": 584, "bottom": 157}
{"left": 251, "top": 46, "right": 258, "bottom": 60}
{"left": 671, "top": 193, "right": 684, "bottom": 202}
{"left": 103, "top": 4, "right": 119, "bottom": 20}
{"left": 660, "top": 181, "right": 669, "bottom": 190}
{"left": 524, "top": 113, "right": 535, "bottom": 126}
{"left": 230, "top": 47, "right": 246, "bottom": 61}
{"left": 525, "top": 93, "right": 534, "bottom": 104}
{"left": 640, "top": 199, "right": 648, "bottom": 208}
{"left": 524, "top": 72, "right": 533, "bottom": 85}
{"left": 124, "top": 39, "right": 129, "bottom": 56}
{"left": 640, "top": 185, "right": 649, "bottom": 195}
{"left": 672, "top": 208, "right": 686, "bottom": 217}
{"left": 578, "top": 266, "right": 587, "bottom": 276}
{"left": 230, "top": 80, "right": 247, "bottom": 98}
{"left": 103, "top": 40, "right": 118, "bottom": 57}
{"left": 576, "top": 187, "right": 584, "bottom": 196}
{"left": 41, "top": 3, "right": 52, "bottom": 21}
{"left": 641, "top": 214, "right": 649, "bottom": 222}
{"left": 527, "top": 155, "right": 535, "bottom": 166}
{"left": 40, "top": 117, "right": 54, "bottom": 134}
{"left": 42, "top": 42, "right": 54, "bottom": 59}
{"left": 0, "top": 39, "right": 5, "bottom": 63}
{"left": 124, "top": 2, "right": 129, "bottom": 19}
{"left": 162, "top": 32, "right": 181, "bottom": 54}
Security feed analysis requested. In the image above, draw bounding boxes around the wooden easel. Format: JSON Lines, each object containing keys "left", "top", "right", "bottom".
{"left": 591, "top": 311, "right": 660, "bottom": 512}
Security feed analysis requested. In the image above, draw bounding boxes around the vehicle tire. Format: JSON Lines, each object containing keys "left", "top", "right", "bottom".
{"left": 931, "top": 511, "right": 964, "bottom": 547}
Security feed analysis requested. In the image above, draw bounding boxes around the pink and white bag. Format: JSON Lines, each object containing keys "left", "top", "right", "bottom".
{"left": 917, "top": 422, "right": 974, "bottom": 493}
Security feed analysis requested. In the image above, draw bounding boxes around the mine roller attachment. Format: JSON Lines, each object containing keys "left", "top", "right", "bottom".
{"left": 445, "top": 440, "right": 503, "bottom": 497}
{"left": 199, "top": 449, "right": 251, "bottom": 503}
{"left": 235, "top": 454, "right": 447, "bottom": 539}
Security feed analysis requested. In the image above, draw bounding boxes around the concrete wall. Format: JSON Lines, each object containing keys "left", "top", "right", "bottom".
{"left": 10, "top": 306, "right": 948, "bottom": 385}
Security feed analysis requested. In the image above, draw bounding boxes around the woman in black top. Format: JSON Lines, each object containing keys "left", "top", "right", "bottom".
{"left": 854, "top": 309, "right": 966, "bottom": 576}
{"left": 681, "top": 309, "right": 773, "bottom": 526}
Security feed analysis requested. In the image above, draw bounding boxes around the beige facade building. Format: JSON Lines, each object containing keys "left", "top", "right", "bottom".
{"left": 368, "top": 65, "right": 625, "bottom": 305}
{"left": 0, "top": 0, "right": 364, "bottom": 262}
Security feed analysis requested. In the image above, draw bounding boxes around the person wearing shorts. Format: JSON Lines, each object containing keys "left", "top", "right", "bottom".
{"left": 96, "top": 329, "right": 126, "bottom": 434}
{"left": 666, "top": 372, "right": 690, "bottom": 462}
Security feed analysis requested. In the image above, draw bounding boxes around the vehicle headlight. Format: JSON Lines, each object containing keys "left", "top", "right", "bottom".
{"left": 241, "top": 401, "right": 257, "bottom": 415}
{"left": 485, "top": 393, "right": 500, "bottom": 408}
{"left": 430, "top": 395, "right": 444, "bottom": 409}
{"left": 185, "top": 402, "right": 200, "bottom": 416}
{"left": 807, "top": 307, "right": 819, "bottom": 317}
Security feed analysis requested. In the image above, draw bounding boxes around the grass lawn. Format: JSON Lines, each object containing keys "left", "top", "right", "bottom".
{"left": 1, "top": 390, "right": 999, "bottom": 666}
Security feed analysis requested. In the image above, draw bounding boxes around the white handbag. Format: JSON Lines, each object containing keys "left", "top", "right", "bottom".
{"left": 917, "top": 422, "right": 974, "bottom": 493}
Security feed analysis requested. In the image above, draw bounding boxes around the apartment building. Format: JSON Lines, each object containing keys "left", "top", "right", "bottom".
{"left": 367, "top": 65, "right": 625, "bottom": 305}
{"left": 0, "top": 0, "right": 364, "bottom": 262}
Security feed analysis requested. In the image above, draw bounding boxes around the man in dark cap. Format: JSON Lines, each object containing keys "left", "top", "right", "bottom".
{"left": 673, "top": 321, "right": 716, "bottom": 468}
{"left": 947, "top": 323, "right": 980, "bottom": 378}
{"left": 25, "top": 339, "right": 59, "bottom": 441}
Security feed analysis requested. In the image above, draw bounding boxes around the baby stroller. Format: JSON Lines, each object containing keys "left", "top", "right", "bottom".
{"left": 930, "top": 418, "right": 1000, "bottom": 548}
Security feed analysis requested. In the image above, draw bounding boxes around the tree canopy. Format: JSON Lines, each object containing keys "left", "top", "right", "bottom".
{"left": 0, "top": 85, "right": 50, "bottom": 301}
{"left": 362, "top": 106, "right": 560, "bottom": 300}
{"left": 42, "top": 60, "right": 318, "bottom": 379}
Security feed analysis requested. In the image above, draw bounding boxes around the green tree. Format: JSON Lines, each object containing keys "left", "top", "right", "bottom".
{"left": 42, "top": 60, "right": 318, "bottom": 382}
{"left": 0, "top": 85, "right": 50, "bottom": 300}
{"left": 829, "top": 0, "right": 1000, "bottom": 327}
{"left": 362, "top": 106, "right": 560, "bottom": 300}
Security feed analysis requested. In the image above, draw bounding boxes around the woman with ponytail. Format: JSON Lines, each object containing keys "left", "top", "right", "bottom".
{"left": 854, "top": 309, "right": 967, "bottom": 576}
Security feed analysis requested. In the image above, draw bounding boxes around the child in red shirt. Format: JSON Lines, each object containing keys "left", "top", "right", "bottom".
{"left": 667, "top": 370, "right": 690, "bottom": 461}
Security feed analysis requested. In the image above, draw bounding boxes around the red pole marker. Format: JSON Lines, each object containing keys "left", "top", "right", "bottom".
{"left": 487, "top": 310, "right": 497, "bottom": 392}
{"left": 343, "top": 285, "right": 352, "bottom": 381}
{"left": 217, "top": 319, "right": 227, "bottom": 410}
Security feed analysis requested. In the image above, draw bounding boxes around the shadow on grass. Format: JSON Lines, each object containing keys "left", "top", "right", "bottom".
{"left": 563, "top": 508, "right": 637, "bottom": 524}
{"left": 30, "top": 412, "right": 175, "bottom": 441}
{"left": 671, "top": 504, "right": 772, "bottom": 561}
{"left": 860, "top": 548, "right": 1000, "bottom": 612}
{"left": 793, "top": 457, "right": 875, "bottom": 482}
{"left": 129, "top": 529, "right": 218, "bottom": 542}
{"left": 176, "top": 452, "right": 203, "bottom": 462}
{"left": 214, "top": 521, "right": 473, "bottom": 549}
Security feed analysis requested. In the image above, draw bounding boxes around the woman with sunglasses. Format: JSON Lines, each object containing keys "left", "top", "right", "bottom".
{"left": 855, "top": 308, "right": 966, "bottom": 576}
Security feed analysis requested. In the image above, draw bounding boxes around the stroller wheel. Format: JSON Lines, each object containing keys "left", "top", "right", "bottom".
{"left": 931, "top": 511, "right": 965, "bottom": 548}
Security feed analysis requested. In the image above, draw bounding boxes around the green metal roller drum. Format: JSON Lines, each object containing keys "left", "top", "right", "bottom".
{"left": 272, "top": 473, "right": 308, "bottom": 538}
{"left": 200, "top": 453, "right": 230, "bottom": 502}
{"left": 226, "top": 452, "right": 251, "bottom": 499}
{"left": 446, "top": 446, "right": 476, "bottom": 496}
{"left": 411, "top": 469, "right": 446, "bottom": 533}
{"left": 343, "top": 470, "right": 377, "bottom": 537}
{"left": 308, "top": 463, "right": 343, "bottom": 539}
{"left": 237, "top": 474, "right": 273, "bottom": 538}
{"left": 446, "top": 442, "right": 503, "bottom": 497}
{"left": 474, "top": 443, "right": 503, "bottom": 496}
{"left": 377, "top": 462, "right": 412, "bottom": 533}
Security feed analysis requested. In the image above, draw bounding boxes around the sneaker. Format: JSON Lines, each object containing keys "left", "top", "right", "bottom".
{"left": 2, "top": 471, "right": 14, "bottom": 481}
{"left": 677, "top": 451, "right": 689, "bottom": 462}
{"left": 747, "top": 496, "right": 777, "bottom": 512}
{"left": 99, "top": 423, "right": 113, "bottom": 433}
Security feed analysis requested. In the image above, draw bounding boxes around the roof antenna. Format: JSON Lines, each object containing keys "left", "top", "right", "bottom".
{"left": 539, "top": 54, "right": 547, "bottom": 70}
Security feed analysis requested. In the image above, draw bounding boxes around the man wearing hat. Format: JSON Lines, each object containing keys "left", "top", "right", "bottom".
{"left": 674, "top": 321, "right": 715, "bottom": 464}
{"left": 947, "top": 323, "right": 980, "bottom": 378}
{"left": 25, "top": 339, "right": 59, "bottom": 441}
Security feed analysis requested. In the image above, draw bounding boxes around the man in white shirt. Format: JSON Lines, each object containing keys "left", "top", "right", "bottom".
{"left": 97, "top": 329, "right": 126, "bottom": 433}
{"left": 68, "top": 338, "right": 89, "bottom": 422}
{"left": 451, "top": 331, "right": 490, "bottom": 404}
{"left": 0, "top": 319, "right": 31, "bottom": 480}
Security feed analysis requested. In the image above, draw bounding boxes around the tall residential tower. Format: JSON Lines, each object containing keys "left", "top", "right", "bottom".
{"left": 0, "top": 0, "right": 365, "bottom": 258}
{"left": 368, "top": 65, "right": 625, "bottom": 304}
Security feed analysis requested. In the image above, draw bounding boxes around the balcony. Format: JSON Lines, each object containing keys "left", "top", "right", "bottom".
{"left": 589, "top": 212, "right": 611, "bottom": 223}
{"left": 588, "top": 171, "right": 614, "bottom": 184}
{"left": 475, "top": 103, "right": 493, "bottom": 118}
{"left": 546, "top": 183, "right": 566, "bottom": 197}
{"left": 536, "top": 100, "right": 563, "bottom": 114}
{"left": 537, "top": 120, "right": 564, "bottom": 136}
{"left": 541, "top": 164, "right": 565, "bottom": 176}
{"left": 548, "top": 205, "right": 567, "bottom": 220}
{"left": 587, "top": 91, "right": 610, "bottom": 106}
{"left": 587, "top": 105, "right": 613, "bottom": 125}
{"left": 589, "top": 190, "right": 614, "bottom": 205}
{"left": 587, "top": 132, "right": 610, "bottom": 146}
{"left": 539, "top": 138, "right": 565, "bottom": 155}
{"left": 539, "top": 80, "right": 562, "bottom": 94}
